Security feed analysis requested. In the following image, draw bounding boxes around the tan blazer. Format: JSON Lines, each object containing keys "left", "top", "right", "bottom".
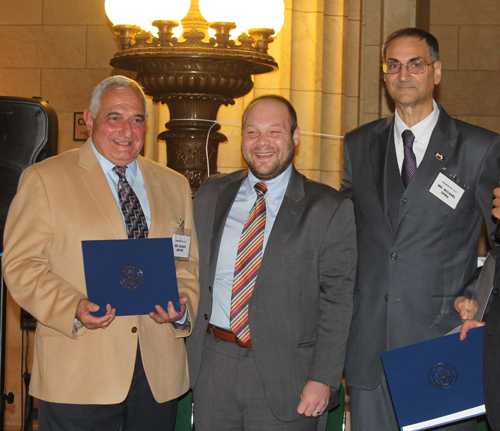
{"left": 2, "top": 139, "right": 199, "bottom": 404}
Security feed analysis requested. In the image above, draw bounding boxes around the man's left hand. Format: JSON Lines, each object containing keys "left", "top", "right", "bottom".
{"left": 297, "top": 380, "right": 330, "bottom": 417}
{"left": 492, "top": 185, "right": 500, "bottom": 219}
{"left": 454, "top": 296, "right": 479, "bottom": 322}
{"left": 460, "top": 319, "right": 485, "bottom": 341}
{"left": 149, "top": 297, "right": 188, "bottom": 324}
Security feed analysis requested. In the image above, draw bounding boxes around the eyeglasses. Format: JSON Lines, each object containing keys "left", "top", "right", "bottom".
{"left": 381, "top": 60, "right": 435, "bottom": 74}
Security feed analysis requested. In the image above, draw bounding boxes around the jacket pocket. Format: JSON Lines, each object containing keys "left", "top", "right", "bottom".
{"left": 297, "top": 340, "right": 316, "bottom": 348}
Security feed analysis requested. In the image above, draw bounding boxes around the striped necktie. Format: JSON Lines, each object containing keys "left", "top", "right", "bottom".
{"left": 402, "top": 129, "right": 417, "bottom": 188}
{"left": 113, "top": 166, "right": 149, "bottom": 239}
{"left": 230, "top": 182, "right": 268, "bottom": 343}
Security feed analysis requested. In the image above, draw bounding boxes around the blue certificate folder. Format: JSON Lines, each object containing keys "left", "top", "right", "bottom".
{"left": 82, "top": 238, "right": 180, "bottom": 317}
{"left": 381, "top": 326, "right": 485, "bottom": 431}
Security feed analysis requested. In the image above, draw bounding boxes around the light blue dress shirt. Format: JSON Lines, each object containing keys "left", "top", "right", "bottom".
{"left": 209, "top": 165, "right": 293, "bottom": 330}
{"left": 91, "top": 142, "right": 187, "bottom": 323}
{"left": 91, "top": 141, "right": 151, "bottom": 227}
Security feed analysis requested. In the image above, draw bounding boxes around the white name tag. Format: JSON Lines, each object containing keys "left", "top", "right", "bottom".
{"left": 172, "top": 233, "right": 191, "bottom": 260}
{"left": 429, "top": 172, "right": 466, "bottom": 209}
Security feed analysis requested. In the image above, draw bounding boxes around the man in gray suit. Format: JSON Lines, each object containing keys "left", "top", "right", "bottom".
{"left": 459, "top": 188, "right": 500, "bottom": 431}
{"left": 186, "top": 95, "right": 357, "bottom": 430}
{"left": 341, "top": 27, "right": 500, "bottom": 431}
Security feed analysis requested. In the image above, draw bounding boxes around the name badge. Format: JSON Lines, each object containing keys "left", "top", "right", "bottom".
{"left": 172, "top": 219, "right": 191, "bottom": 261}
{"left": 429, "top": 169, "right": 467, "bottom": 209}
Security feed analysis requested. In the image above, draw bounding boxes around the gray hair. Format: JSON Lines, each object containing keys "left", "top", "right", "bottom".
{"left": 88, "top": 76, "right": 147, "bottom": 117}
{"left": 382, "top": 28, "right": 440, "bottom": 63}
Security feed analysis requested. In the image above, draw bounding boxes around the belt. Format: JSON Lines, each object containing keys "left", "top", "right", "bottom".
{"left": 206, "top": 323, "right": 252, "bottom": 347}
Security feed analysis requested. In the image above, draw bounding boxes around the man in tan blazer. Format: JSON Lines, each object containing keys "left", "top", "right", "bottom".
{"left": 2, "top": 76, "right": 199, "bottom": 431}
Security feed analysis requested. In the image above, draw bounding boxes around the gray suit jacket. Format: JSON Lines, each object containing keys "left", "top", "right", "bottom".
{"left": 341, "top": 105, "right": 500, "bottom": 390}
{"left": 186, "top": 165, "right": 357, "bottom": 422}
{"left": 483, "top": 256, "right": 500, "bottom": 430}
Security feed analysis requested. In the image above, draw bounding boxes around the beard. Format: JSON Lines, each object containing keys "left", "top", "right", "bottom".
{"left": 243, "top": 141, "right": 295, "bottom": 181}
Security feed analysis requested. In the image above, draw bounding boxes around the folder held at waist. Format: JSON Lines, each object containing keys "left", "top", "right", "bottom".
{"left": 381, "top": 326, "right": 485, "bottom": 431}
{"left": 82, "top": 238, "right": 180, "bottom": 317}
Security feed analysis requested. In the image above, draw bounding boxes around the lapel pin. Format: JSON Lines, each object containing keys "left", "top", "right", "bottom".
{"left": 435, "top": 152, "right": 444, "bottom": 161}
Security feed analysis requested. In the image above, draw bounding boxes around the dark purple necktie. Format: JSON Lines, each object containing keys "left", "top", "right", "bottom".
{"left": 113, "top": 166, "right": 148, "bottom": 239}
{"left": 401, "top": 129, "right": 417, "bottom": 188}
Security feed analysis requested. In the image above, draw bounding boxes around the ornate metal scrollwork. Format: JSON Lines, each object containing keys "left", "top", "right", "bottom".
{"left": 110, "top": 20, "right": 278, "bottom": 192}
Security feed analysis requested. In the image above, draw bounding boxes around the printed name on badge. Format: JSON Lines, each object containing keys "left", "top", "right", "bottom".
{"left": 429, "top": 171, "right": 466, "bottom": 209}
{"left": 172, "top": 220, "right": 191, "bottom": 260}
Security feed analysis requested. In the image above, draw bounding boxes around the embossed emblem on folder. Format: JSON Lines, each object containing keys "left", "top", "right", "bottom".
{"left": 428, "top": 363, "right": 457, "bottom": 389}
{"left": 119, "top": 265, "right": 144, "bottom": 291}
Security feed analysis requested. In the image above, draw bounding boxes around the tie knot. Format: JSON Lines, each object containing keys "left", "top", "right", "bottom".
{"left": 254, "top": 182, "right": 267, "bottom": 196}
{"left": 113, "top": 165, "right": 127, "bottom": 179}
{"left": 402, "top": 129, "right": 415, "bottom": 148}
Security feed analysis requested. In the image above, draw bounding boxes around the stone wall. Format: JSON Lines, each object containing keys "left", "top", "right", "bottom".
{"left": 430, "top": 0, "right": 500, "bottom": 134}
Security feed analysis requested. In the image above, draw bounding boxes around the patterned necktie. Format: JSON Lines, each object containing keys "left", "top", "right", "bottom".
{"left": 230, "top": 182, "right": 268, "bottom": 343}
{"left": 113, "top": 166, "right": 149, "bottom": 239}
{"left": 401, "top": 129, "right": 417, "bottom": 188}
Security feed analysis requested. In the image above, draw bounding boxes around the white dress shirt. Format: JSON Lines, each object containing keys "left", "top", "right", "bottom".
{"left": 394, "top": 99, "right": 440, "bottom": 172}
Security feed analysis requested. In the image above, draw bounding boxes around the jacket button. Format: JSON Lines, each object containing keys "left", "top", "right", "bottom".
{"left": 131, "top": 327, "right": 138, "bottom": 333}
{"left": 204, "top": 314, "right": 208, "bottom": 320}
{"left": 385, "top": 295, "right": 388, "bottom": 302}
{"left": 401, "top": 198, "right": 407, "bottom": 203}
{"left": 390, "top": 252, "right": 398, "bottom": 260}
{"left": 493, "top": 289, "right": 499, "bottom": 296}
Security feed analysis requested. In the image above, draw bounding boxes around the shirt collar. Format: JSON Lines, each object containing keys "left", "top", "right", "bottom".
{"left": 244, "top": 164, "right": 293, "bottom": 199}
{"left": 394, "top": 99, "right": 440, "bottom": 146}
{"left": 91, "top": 139, "right": 138, "bottom": 177}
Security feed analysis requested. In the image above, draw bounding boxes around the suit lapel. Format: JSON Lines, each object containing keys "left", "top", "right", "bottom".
{"left": 139, "top": 157, "right": 165, "bottom": 238}
{"left": 208, "top": 171, "right": 248, "bottom": 284}
{"left": 371, "top": 116, "right": 397, "bottom": 233}
{"left": 78, "top": 140, "right": 127, "bottom": 239}
{"left": 384, "top": 130, "right": 406, "bottom": 231}
{"left": 255, "top": 166, "right": 306, "bottom": 286}
{"left": 396, "top": 106, "right": 456, "bottom": 227}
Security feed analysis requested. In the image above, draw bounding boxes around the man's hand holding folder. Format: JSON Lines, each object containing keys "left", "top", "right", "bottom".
{"left": 459, "top": 319, "right": 485, "bottom": 341}
{"left": 149, "top": 298, "right": 188, "bottom": 324}
{"left": 76, "top": 299, "right": 116, "bottom": 330}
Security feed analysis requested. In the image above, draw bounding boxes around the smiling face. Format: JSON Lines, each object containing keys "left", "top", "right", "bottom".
{"left": 241, "top": 98, "right": 300, "bottom": 181}
{"left": 83, "top": 85, "right": 147, "bottom": 166}
{"left": 384, "top": 36, "right": 441, "bottom": 116}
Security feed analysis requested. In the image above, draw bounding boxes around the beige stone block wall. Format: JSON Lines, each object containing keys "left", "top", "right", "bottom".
{"left": 430, "top": 0, "right": 500, "bottom": 134}
{"left": 431, "top": 0, "right": 500, "bottom": 25}
{"left": 0, "top": 0, "right": 126, "bottom": 155}
{"left": 214, "top": 0, "right": 362, "bottom": 190}
{"left": 0, "top": 1, "right": 124, "bottom": 428}
{"left": 1, "top": 0, "right": 42, "bottom": 25}
{"left": 430, "top": 25, "right": 458, "bottom": 70}
{"left": 359, "top": 0, "right": 500, "bottom": 134}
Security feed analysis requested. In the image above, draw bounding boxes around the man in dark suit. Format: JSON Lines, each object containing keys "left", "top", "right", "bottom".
{"left": 186, "top": 95, "right": 357, "bottom": 430}
{"left": 340, "top": 28, "right": 500, "bottom": 431}
{"left": 483, "top": 192, "right": 500, "bottom": 430}
{"left": 460, "top": 189, "right": 500, "bottom": 431}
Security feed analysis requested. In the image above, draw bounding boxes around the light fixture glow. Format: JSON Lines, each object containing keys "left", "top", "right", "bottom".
{"left": 106, "top": 0, "right": 190, "bottom": 31}
{"left": 198, "top": 0, "right": 240, "bottom": 25}
{"left": 105, "top": 0, "right": 141, "bottom": 26}
{"left": 105, "top": 0, "right": 280, "bottom": 192}
{"left": 238, "top": 0, "right": 284, "bottom": 35}
{"left": 172, "top": 24, "right": 184, "bottom": 39}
